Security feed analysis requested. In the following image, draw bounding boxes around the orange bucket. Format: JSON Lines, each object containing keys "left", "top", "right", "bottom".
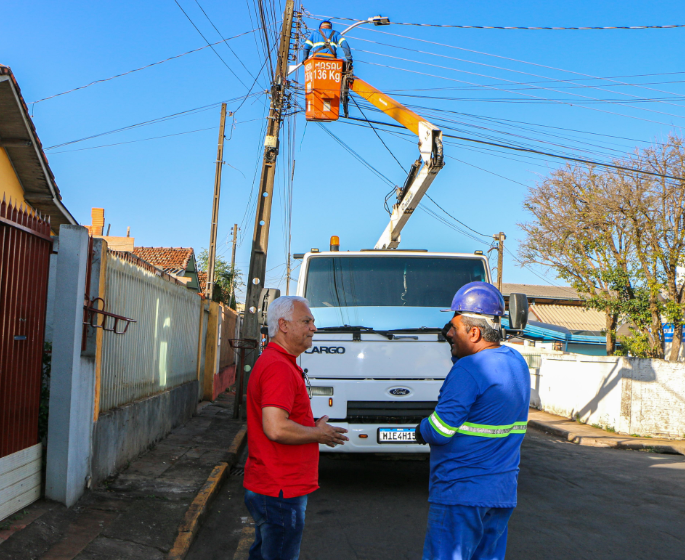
{"left": 304, "top": 57, "right": 343, "bottom": 121}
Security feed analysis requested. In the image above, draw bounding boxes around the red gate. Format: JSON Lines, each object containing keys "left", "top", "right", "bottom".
{"left": 0, "top": 199, "right": 52, "bottom": 459}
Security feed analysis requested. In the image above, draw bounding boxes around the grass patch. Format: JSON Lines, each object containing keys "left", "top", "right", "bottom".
{"left": 0, "top": 510, "right": 29, "bottom": 531}
{"left": 590, "top": 423, "right": 616, "bottom": 433}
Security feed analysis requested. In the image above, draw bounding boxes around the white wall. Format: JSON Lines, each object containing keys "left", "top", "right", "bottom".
{"left": 536, "top": 355, "right": 685, "bottom": 438}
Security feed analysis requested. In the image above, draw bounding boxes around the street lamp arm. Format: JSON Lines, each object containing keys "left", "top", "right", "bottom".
{"left": 289, "top": 15, "right": 390, "bottom": 76}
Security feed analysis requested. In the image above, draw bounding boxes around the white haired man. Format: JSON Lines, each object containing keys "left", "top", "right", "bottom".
{"left": 243, "top": 296, "right": 348, "bottom": 560}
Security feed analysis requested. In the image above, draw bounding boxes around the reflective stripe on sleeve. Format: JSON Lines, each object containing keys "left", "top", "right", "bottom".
{"left": 456, "top": 421, "right": 528, "bottom": 438}
{"left": 428, "top": 413, "right": 528, "bottom": 439}
{"left": 305, "top": 40, "right": 314, "bottom": 46}
{"left": 428, "top": 411, "right": 457, "bottom": 437}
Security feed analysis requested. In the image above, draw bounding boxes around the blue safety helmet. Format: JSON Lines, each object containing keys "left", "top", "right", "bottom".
{"left": 320, "top": 20, "right": 332, "bottom": 27}
{"left": 443, "top": 281, "right": 505, "bottom": 317}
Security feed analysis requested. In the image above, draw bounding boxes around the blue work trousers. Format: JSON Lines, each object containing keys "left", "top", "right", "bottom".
{"left": 244, "top": 489, "right": 308, "bottom": 560}
{"left": 422, "top": 503, "right": 514, "bottom": 560}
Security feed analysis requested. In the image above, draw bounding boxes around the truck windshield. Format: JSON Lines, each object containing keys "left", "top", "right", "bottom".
{"left": 304, "top": 256, "right": 487, "bottom": 308}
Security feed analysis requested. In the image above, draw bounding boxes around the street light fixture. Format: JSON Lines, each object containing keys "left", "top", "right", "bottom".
{"left": 288, "top": 15, "right": 391, "bottom": 76}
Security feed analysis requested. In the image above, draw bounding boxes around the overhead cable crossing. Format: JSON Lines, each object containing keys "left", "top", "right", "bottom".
{"left": 342, "top": 116, "right": 685, "bottom": 181}
{"left": 305, "top": 14, "right": 685, "bottom": 30}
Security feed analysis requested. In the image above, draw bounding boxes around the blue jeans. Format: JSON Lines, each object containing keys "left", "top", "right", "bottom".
{"left": 244, "top": 489, "right": 308, "bottom": 560}
{"left": 422, "top": 503, "right": 514, "bottom": 560}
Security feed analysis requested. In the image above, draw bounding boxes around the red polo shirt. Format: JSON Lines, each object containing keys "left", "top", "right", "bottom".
{"left": 244, "top": 342, "right": 319, "bottom": 498}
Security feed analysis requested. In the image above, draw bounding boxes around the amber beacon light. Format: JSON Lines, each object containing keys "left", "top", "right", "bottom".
{"left": 330, "top": 236, "right": 340, "bottom": 252}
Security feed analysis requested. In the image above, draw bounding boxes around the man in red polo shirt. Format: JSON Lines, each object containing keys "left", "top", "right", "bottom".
{"left": 244, "top": 296, "right": 348, "bottom": 560}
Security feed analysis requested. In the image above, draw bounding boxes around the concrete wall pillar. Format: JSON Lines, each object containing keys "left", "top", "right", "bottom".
{"left": 45, "top": 226, "right": 96, "bottom": 507}
{"left": 203, "top": 301, "right": 221, "bottom": 401}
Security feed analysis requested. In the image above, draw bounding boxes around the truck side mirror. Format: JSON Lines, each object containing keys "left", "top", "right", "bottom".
{"left": 508, "top": 293, "right": 529, "bottom": 331}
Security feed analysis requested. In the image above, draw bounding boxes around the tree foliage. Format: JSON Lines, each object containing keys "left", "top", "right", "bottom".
{"left": 197, "top": 249, "right": 243, "bottom": 308}
{"left": 519, "top": 135, "right": 685, "bottom": 360}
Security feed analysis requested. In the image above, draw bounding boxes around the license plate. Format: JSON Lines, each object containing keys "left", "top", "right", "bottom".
{"left": 378, "top": 427, "right": 416, "bottom": 443}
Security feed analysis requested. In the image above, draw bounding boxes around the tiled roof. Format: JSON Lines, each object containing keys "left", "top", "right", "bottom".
{"left": 530, "top": 304, "right": 606, "bottom": 334}
{"left": 132, "top": 247, "right": 194, "bottom": 274}
{"left": 197, "top": 271, "right": 207, "bottom": 292}
{"left": 0, "top": 65, "right": 76, "bottom": 228}
{"left": 501, "top": 283, "right": 582, "bottom": 301}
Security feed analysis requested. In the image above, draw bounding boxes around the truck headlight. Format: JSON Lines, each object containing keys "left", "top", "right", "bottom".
{"left": 310, "top": 386, "right": 334, "bottom": 396}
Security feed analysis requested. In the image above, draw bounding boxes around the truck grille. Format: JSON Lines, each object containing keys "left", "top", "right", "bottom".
{"left": 346, "top": 401, "right": 437, "bottom": 424}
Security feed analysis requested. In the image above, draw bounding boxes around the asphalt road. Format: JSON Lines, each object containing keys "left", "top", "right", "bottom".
{"left": 189, "top": 429, "right": 685, "bottom": 560}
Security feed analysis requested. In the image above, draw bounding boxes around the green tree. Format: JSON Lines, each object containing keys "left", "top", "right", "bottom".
{"left": 518, "top": 164, "right": 632, "bottom": 355}
{"left": 519, "top": 135, "right": 685, "bottom": 360}
{"left": 197, "top": 249, "right": 243, "bottom": 309}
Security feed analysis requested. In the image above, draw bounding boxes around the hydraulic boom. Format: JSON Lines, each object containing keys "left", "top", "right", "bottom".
{"left": 346, "top": 78, "right": 444, "bottom": 249}
{"left": 303, "top": 56, "right": 445, "bottom": 249}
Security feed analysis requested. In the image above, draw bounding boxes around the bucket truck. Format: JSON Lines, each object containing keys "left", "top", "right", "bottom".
{"left": 292, "top": 49, "right": 528, "bottom": 452}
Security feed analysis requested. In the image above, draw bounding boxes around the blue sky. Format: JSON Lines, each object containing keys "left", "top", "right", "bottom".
{"left": 4, "top": 1, "right": 685, "bottom": 298}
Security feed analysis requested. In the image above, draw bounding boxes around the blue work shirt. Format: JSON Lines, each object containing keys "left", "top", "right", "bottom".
{"left": 302, "top": 28, "right": 352, "bottom": 61}
{"left": 419, "top": 345, "right": 530, "bottom": 507}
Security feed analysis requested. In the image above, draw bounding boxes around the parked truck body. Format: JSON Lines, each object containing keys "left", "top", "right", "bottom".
{"left": 296, "top": 249, "right": 492, "bottom": 453}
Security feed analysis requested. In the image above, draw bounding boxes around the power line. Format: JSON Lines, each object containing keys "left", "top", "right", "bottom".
{"left": 354, "top": 120, "right": 532, "bottom": 188}
{"left": 193, "top": 0, "right": 259, "bottom": 82}
{"left": 44, "top": 92, "right": 263, "bottom": 150}
{"left": 172, "top": 0, "right": 250, "bottom": 88}
{"left": 342, "top": 116, "right": 685, "bottom": 181}
{"left": 334, "top": 97, "right": 647, "bottom": 168}
{"left": 424, "top": 194, "right": 490, "bottom": 237}
{"left": 47, "top": 126, "right": 217, "bottom": 154}
{"left": 30, "top": 28, "right": 259, "bottom": 105}
{"left": 354, "top": 57, "right": 682, "bottom": 128}
{"left": 350, "top": 36, "right": 685, "bottom": 115}
{"left": 316, "top": 122, "right": 396, "bottom": 187}
{"left": 306, "top": 14, "right": 685, "bottom": 31}
{"left": 350, "top": 94, "right": 406, "bottom": 173}
{"left": 358, "top": 27, "right": 685, "bottom": 109}
{"left": 503, "top": 246, "right": 580, "bottom": 297}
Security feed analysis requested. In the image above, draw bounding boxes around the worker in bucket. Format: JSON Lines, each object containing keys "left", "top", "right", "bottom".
{"left": 302, "top": 20, "right": 353, "bottom": 68}
{"left": 414, "top": 282, "right": 530, "bottom": 560}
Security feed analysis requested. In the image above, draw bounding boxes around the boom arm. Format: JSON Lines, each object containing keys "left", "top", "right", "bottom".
{"left": 348, "top": 77, "right": 444, "bottom": 249}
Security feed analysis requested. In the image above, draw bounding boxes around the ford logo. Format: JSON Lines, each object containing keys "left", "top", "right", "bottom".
{"left": 389, "top": 387, "right": 411, "bottom": 397}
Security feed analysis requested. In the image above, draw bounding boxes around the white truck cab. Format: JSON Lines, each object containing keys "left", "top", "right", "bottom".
{"left": 295, "top": 249, "right": 492, "bottom": 453}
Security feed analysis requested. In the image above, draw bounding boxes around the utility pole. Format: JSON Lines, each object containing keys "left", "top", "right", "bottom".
{"left": 229, "top": 223, "right": 238, "bottom": 304}
{"left": 494, "top": 232, "right": 506, "bottom": 292}
{"left": 205, "top": 103, "right": 228, "bottom": 299}
{"left": 242, "top": 0, "right": 296, "bottom": 361}
{"left": 286, "top": 254, "right": 291, "bottom": 296}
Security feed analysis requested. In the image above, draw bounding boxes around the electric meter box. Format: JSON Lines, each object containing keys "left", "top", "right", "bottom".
{"left": 304, "top": 57, "right": 343, "bottom": 121}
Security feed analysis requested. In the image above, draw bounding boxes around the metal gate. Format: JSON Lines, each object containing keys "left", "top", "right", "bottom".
{"left": 0, "top": 200, "right": 52, "bottom": 459}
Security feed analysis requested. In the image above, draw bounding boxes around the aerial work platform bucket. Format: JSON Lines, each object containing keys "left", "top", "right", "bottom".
{"left": 304, "top": 56, "right": 343, "bottom": 121}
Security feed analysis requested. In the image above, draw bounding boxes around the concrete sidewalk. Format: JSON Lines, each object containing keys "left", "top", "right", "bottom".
{"left": 528, "top": 408, "right": 685, "bottom": 455}
{"left": 0, "top": 392, "right": 246, "bottom": 560}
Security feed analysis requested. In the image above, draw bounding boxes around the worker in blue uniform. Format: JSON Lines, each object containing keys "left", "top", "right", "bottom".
{"left": 415, "top": 282, "right": 530, "bottom": 560}
{"left": 302, "top": 20, "right": 352, "bottom": 65}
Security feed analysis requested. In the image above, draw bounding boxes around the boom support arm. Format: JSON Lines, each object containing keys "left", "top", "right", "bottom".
{"left": 348, "top": 78, "right": 445, "bottom": 249}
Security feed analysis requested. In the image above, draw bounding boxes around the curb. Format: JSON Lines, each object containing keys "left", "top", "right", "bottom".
{"left": 527, "top": 420, "right": 685, "bottom": 456}
{"left": 167, "top": 424, "right": 247, "bottom": 560}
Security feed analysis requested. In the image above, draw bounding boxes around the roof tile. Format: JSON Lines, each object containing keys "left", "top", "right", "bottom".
{"left": 132, "top": 247, "right": 194, "bottom": 274}
{"left": 501, "top": 283, "right": 582, "bottom": 301}
{"left": 530, "top": 304, "right": 606, "bottom": 333}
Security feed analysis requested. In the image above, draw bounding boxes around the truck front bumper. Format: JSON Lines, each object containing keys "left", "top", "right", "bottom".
{"left": 320, "top": 422, "right": 429, "bottom": 453}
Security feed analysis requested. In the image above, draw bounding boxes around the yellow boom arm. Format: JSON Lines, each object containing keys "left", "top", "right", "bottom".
{"left": 348, "top": 77, "right": 444, "bottom": 249}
